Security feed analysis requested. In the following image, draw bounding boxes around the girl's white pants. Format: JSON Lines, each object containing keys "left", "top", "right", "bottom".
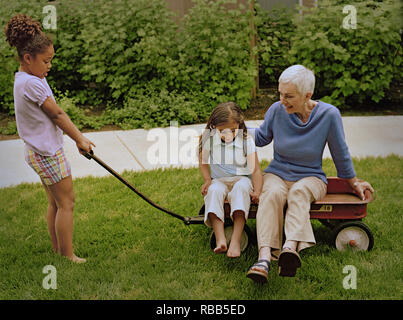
{"left": 204, "top": 176, "right": 252, "bottom": 227}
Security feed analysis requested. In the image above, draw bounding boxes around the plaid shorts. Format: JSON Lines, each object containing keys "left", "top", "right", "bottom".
{"left": 25, "top": 146, "right": 71, "bottom": 185}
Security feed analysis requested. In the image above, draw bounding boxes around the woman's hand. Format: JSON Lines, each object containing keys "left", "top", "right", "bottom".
{"left": 201, "top": 180, "right": 212, "bottom": 196}
{"left": 250, "top": 190, "right": 261, "bottom": 203}
{"left": 350, "top": 179, "right": 374, "bottom": 200}
{"left": 249, "top": 152, "right": 263, "bottom": 204}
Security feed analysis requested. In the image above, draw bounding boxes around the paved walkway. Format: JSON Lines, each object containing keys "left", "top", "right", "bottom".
{"left": 1, "top": 116, "right": 402, "bottom": 188}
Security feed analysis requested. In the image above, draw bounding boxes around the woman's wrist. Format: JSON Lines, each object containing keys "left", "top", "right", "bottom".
{"left": 347, "top": 177, "right": 360, "bottom": 187}
{"left": 253, "top": 187, "right": 262, "bottom": 195}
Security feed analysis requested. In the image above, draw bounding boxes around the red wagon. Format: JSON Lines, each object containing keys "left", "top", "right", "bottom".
{"left": 83, "top": 152, "right": 374, "bottom": 253}
{"left": 186, "top": 177, "right": 374, "bottom": 252}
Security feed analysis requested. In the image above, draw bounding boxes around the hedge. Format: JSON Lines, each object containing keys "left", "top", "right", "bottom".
{"left": 0, "top": 0, "right": 49, "bottom": 114}
{"left": 0, "top": 0, "right": 401, "bottom": 129}
{"left": 287, "top": 0, "right": 402, "bottom": 107}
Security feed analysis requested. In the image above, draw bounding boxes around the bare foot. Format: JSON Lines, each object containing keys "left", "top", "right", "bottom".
{"left": 213, "top": 241, "right": 227, "bottom": 254}
{"left": 227, "top": 241, "right": 241, "bottom": 258}
{"left": 69, "top": 254, "right": 87, "bottom": 264}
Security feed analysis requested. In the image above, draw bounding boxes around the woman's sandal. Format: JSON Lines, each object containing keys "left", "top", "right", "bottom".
{"left": 278, "top": 247, "right": 301, "bottom": 277}
{"left": 246, "top": 259, "right": 270, "bottom": 284}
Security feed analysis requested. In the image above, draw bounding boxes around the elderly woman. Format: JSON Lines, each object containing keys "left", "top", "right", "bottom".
{"left": 246, "top": 65, "right": 374, "bottom": 284}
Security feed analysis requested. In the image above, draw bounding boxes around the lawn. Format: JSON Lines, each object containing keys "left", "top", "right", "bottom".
{"left": 0, "top": 156, "right": 402, "bottom": 300}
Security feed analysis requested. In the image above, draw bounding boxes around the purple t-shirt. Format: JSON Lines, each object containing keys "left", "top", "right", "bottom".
{"left": 14, "top": 72, "right": 63, "bottom": 156}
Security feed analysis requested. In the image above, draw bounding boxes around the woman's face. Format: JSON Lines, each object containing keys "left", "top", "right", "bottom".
{"left": 278, "top": 82, "right": 308, "bottom": 114}
{"left": 23, "top": 45, "right": 54, "bottom": 79}
{"left": 215, "top": 121, "right": 239, "bottom": 143}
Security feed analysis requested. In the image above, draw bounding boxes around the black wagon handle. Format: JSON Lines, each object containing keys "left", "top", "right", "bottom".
{"left": 82, "top": 150, "right": 190, "bottom": 224}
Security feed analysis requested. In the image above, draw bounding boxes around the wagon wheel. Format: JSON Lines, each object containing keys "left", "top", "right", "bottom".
{"left": 333, "top": 221, "right": 374, "bottom": 251}
{"left": 210, "top": 224, "right": 252, "bottom": 253}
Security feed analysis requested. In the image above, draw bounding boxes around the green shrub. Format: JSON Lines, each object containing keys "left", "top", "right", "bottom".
{"left": 287, "top": 0, "right": 402, "bottom": 108}
{"left": 105, "top": 88, "right": 204, "bottom": 129}
{"left": 0, "top": 120, "right": 17, "bottom": 135}
{"left": 256, "top": 5, "right": 295, "bottom": 86}
{"left": 0, "top": 0, "right": 258, "bottom": 128}
{"left": 104, "top": 0, "right": 258, "bottom": 128}
{"left": 175, "top": 0, "right": 257, "bottom": 111}
{"left": 46, "top": 1, "right": 94, "bottom": 105}
{"left": 2, "top": 0, "right": 400, "bottom": 127}
{"left": 55, "top": 90, "right": 105, "bottom": 130}
{"left": 78, "top": 0, "right": 178, "bottom": 105}
{"left": 0, "top": 0, "right": 48, "bottom": 114}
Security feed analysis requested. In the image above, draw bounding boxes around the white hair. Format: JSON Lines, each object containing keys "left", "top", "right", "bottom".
{"left": 279, "top": 65, "right": 315, "bottom": 96}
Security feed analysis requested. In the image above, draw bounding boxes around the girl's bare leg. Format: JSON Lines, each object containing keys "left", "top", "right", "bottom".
{"left": 41, "top": 181, "right": 58, "bottom": 253}
{"left": 208, "top": 212, "right": 227, "bottom": 253}
{"left": 227, "top": 210, "right": 245, "bottom": 258}
{"left": 47, "top": 176, "right": 85, "bottom": 263}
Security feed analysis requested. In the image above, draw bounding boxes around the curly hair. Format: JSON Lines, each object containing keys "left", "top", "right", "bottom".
{"left": 4, "top": 14, "right": 52, "bottom": 60}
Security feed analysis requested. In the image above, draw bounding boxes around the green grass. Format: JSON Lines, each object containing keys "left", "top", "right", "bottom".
{"left": 0, "top": 156, "right": 402, "bottom": 300}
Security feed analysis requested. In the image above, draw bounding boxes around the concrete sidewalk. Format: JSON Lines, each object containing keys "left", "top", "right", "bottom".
{"left": 1, "top": 116, "right": 402, "bottom": 188}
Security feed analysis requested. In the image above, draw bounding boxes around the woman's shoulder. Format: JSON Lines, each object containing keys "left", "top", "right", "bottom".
{"left": 267, "top": 101, "right": 282, "bottom": 112}
{"left": 316, "top": 100, "right": 342, "bottom": 118}
{"left": 263, "top": 101, "right": 282, "bottom": 119}
{"left": 317, "top": 100, "right": 340, "bottom": 112}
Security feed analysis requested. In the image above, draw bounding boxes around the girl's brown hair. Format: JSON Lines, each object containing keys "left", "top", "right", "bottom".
{"left": 198, "top": 101, "right": 248, "bottom": 156}
{"left": 4, "top": 14, "right": 52, "bottom": 60}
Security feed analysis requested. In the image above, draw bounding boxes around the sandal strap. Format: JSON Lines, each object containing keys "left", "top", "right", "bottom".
{"left": 282, "top": 247, "right": 294, "bottom": 251}
{"left": 257, "top": 259, "right": 270, "bottom": 266}
{"left": 250, "top": 259, "right": 270, "bottom": 272}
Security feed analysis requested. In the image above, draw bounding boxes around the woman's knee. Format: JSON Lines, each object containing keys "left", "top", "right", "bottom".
{"left": 288, "top": 184, "right": 312, "bottom": 203}
{"left": 261, "top": 175, "right": 287, "bottom": 198}
{"left": 289, "top": 177, "right": 326, "bottom": 201}
{"left": 261, "top": 185, "right": 287, "bottom": 205}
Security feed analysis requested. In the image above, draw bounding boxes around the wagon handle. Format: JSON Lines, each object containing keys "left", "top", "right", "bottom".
{"left": 82, "top": 150, "right": 189, "bottom": 223}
